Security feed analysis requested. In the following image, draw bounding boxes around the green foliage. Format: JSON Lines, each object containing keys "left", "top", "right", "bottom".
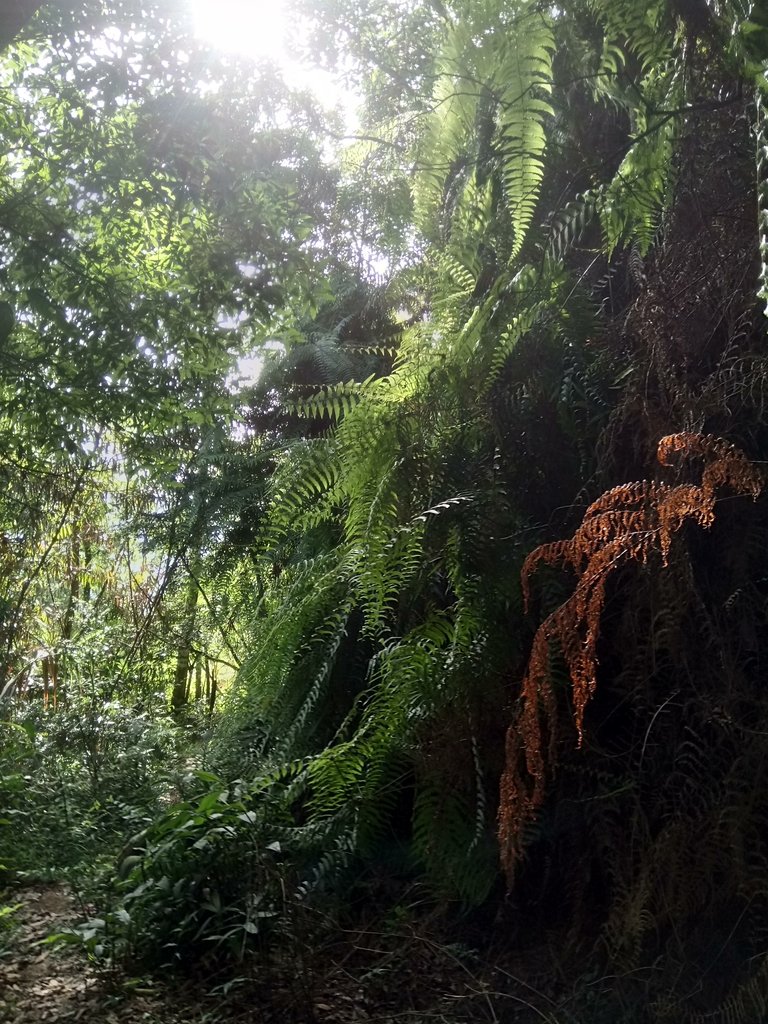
{"left": 0, "top": 0, "right": 333, "bottom": 490}
{"left": 203, "top": 0, "right": 768, "bottom": 962}
{"left": 414, "top": 0, "right": 554, "bottom": 261}
{"left": 2, "top": 1, "right": 768, "bottom": 1015}
{"left": 109, "top": 771, "right": 293, "bottom": 965}
{"left": 0, "top": 688, "right": 180, "bottom": 879}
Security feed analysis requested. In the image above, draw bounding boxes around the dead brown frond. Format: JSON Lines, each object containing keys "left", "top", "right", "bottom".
{"left": 499, "top": 432, "right": 764, "bottom": 878}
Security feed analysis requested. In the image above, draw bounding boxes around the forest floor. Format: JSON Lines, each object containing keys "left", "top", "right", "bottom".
{"left": 0, "top": 885, "right": 205, "bottom": 1024}
{"left": 0, "top": 883, "right": 566, "bottom": 1023}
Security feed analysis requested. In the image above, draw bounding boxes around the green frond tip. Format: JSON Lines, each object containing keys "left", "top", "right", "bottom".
{"left": 599, "top": 116, "right": 675, "bottom": 257}
{"left": 413, "top": 2, "right": 554, "bottom": 259}
{"left": 495, "top": 13, "right": 555, "bottom": 258}
{"left": 589, "top": 0, "right": 672, "bottom": 77}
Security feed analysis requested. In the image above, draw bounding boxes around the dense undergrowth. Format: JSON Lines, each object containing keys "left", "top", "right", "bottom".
{"left": 3, "top": 1, "right": 768, "bottom": 1022}
{"left": 1, "top": 699, "right": 179, "bottom": 875}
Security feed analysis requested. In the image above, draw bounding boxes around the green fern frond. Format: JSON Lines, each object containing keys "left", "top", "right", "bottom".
{"left": 599, "top": 115, "right": 675, "bottom": 256}
{"left": 546, "top": 190, "right": 599, "bottom": 262}
{"left": 266, "top": 438, "right": 340, "bottom": 543}
{"left": 288, "top": 375, "right": 377, "bottom": 422}
{"left": 494, "top": 11, "right": 555, "bottom": 258}
{"left": 588, "top": 0, "right": 672, "bottom": 80}
{"left": 413, "top": 0, "right": 554, "bottom": 262}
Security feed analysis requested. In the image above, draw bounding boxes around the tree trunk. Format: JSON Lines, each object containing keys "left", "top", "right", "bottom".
{"left": 62, "top": 529, "right": 80, "bottom": 642}
{"left": 171, "top": 560, "right": 200, "bottom": 713}
{"left": 208, "top": 669, "right": 218, "bottom": 715}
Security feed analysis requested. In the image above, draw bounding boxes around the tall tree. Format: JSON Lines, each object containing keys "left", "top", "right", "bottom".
{"left": 0, "top": 0, "right": 335, "bottom": 687}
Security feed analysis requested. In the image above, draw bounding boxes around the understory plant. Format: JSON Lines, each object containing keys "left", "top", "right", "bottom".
{"left": 0, "top": 686, "right": 181, "bottom": 879}
{"left": 107, "top": 771, "right": 303, "bottom": 966}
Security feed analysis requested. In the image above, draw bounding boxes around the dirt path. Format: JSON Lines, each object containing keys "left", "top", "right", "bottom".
{"left": 0, "top": 886, "right": 196, "bottom": 1024}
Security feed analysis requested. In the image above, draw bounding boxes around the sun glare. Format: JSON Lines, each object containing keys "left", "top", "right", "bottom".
{"left": 189, "top": 0, "right": 289, "bottom": 64}
{"left": 188, "top": 0, "right": 355, "bottom": 120}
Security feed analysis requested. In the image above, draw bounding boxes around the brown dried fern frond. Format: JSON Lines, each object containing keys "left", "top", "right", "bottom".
{"left": 499, "top": 433, "right": 764, "bottom": 878}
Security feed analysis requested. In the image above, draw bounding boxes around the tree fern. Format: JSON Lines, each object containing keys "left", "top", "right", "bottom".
{"left": 210, "top": 0, "right": 767, "bottom": 929}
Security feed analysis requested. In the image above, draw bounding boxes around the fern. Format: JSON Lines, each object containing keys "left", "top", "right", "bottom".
{"left": 588, "top": 0, "right": 673, "bottom": 80}
{"left": 208, "top": 0, "right": 768, "bottom": 938}
{"left": 599, "top": 114, "right": 676, "bottom": 256}
{"left": 414, "top": 0, "right": 554, "bottom": 261}
{"left": 288, "top": 375, "right": 376, "bottom": 422}
{"left": 494, "top": 9, "right": 555, "bottom": 258}
{"left": 499, "top": 434, "right": 764, "bottom": 877}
